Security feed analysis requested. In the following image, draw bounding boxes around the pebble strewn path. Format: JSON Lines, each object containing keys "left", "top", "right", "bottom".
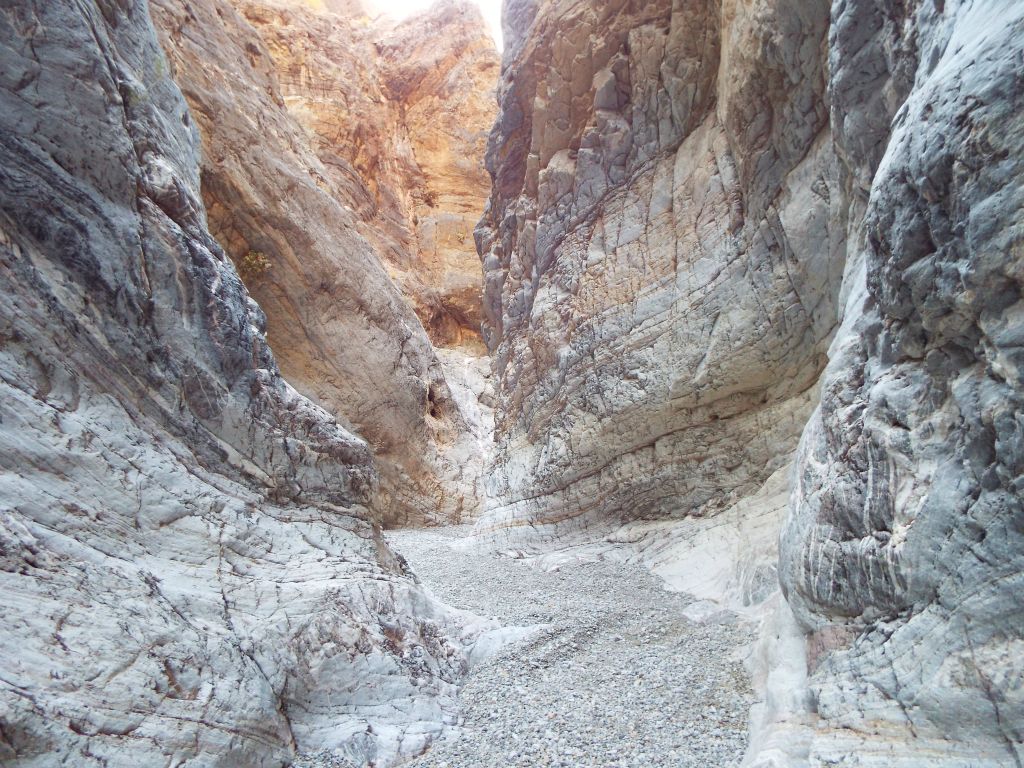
{"left": 385, "top": 526, "right": 755, "bottom": 768}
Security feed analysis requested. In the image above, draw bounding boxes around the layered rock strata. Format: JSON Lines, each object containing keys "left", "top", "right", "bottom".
{"left": 150, "top": 0, "right": 497, "bottom": 526}
{"left": 479, "top": 0, "right": 1024, "bottom": 765}
{"left": 0, "top": 1, "right": 488, "bottom": 764}
{"left": 234, "top": 0, "right": 499, "bottom": 353}
{"left": 476, "top": 0, "right": 843, "bottom": 540}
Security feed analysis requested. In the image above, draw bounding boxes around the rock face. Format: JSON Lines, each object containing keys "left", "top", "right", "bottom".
{"left": 4, "top": 0, "right": 1022, "bottom": 765}
{"left": 778, "top": 0, "right": 1024, "bottom": 763}
{"left": 150, "top": 0, "right": 498, "bottom": 526}
{"left": 234, "top": 0, "right": 499, "bottom": 353}
{"left": 479, "top": 0, "right": 1024, "bottom": 765}
{"left": 0, "top": 1, "right": 486, "bottom": 764}
{"left": 475, "top": 0, "right": 843, "bottom": 541}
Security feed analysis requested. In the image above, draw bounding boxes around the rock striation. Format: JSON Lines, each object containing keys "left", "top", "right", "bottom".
{"left": 233, "top": 0, "right": 499, "bottom": 353}
{"left": 150, "top": 0, "right": 498, "bottom": 527}
{"left": 475, "top": 0, "right": 843, "bottom": 541}
{"left": 0, "top": 1, "right": 493, "bottom": 764}
{"left": 778, "top": 0, "right": 1024, "bottom": 763}
{"left": 3, "top": 0, "right": 1022, "bottom": 765}
{"left": 477, "top": 0, "right": 1023, "bottom": 765}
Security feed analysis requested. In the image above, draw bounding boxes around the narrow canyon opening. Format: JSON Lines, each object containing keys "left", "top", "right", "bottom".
{"left": 1, "top": 1, "right": 1022, "bottom": 768}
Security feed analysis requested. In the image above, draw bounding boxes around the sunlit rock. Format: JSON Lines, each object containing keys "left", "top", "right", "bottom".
{"left": 0, "top": 1, "right": 494, "bottom": 764}
{"left": 150, "top": 0, "right": 499, "bottom": 526}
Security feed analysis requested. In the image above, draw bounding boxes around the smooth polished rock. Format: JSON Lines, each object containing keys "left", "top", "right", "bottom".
{"left": 778, "top": 0, "right": 1024, "bottom": 764}
{"left": 0, "top": 2, "right": 491, "bottom": 764}
{"left": 150, "top": 0, "right": 498, "bottom": 526}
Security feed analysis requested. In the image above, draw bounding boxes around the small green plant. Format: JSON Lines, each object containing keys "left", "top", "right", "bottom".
{"left": 239, "top": 250, "right": 272, "bottom": 281}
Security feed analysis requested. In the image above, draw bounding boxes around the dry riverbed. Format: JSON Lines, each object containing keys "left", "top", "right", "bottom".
{"left": 297, "top": 525, "right": 755, "bottom": 767}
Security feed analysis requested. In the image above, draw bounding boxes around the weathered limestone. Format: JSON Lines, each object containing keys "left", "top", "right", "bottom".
{"left": 2, "top": 0, "right": 1021, "bottom": 764}
{"left": 233, "top": 0, "right": 499, "bottom": 353}
{"left": 477, "top": 0, "right": 1024, "bottom": 765}
{"left": 150, "top": 0, "right": 497, "bottom": 526}
{"left": 475, "top": 0, "right": 843, "bottom": 543}
{"left": 0, "top": 1, "right": 491, "bottom": 764}
{"left": 777, "top": 0, "right": 1024, "bottom": 763}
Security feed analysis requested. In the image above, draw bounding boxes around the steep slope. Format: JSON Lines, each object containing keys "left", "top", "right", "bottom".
{"left": 476, "top": 0, "right": 842, "bottom": 541}
{"left": 477, "top": 0, "right": 1024, "bottom": 766}
{"left": 778, "top": 0, "right": 1024, "bottom": 763}
{"left": 0, "top": 1, "right": 484, "bottom": 764}
{"left": 150, "top": 0, "right": 497, "bottom": 527}
{"left": 235, "top": 0, "right": 499, "bottom": 352}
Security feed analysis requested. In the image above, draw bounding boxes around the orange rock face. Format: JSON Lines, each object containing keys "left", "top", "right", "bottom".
{"left": 151, "top": 0, "right": 498, "bottom": 526}
{"left": 238, "top": 0, "right": 499, "bottom": 353}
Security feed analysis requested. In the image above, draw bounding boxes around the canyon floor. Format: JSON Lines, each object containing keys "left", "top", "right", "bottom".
{"left": 298, "top": 526, "right": 757, "bottom": 768}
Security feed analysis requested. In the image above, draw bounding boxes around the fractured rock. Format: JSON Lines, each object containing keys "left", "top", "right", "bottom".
{"left": 150, "top": 0, "right": 498, "bottom": 526}
{"left": 779, "top": 0, "right": 1024, "bottom": 763}
{"left": 0, "top": 1, "right": 488, "bottom": 764}
{"left": 475, "top": 0, "right": 842, "bottom": 546}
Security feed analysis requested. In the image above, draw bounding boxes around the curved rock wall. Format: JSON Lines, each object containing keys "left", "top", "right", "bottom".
{"left": 235, "top": 0, "right": 499, "bottom": 353}
{"left": 150, "top": 0, "right": 496, "bottom": 526}
{"left": 778, "top": 0, "right": 1024, "bottom": 762}
{"left": 4, "top": 0, "right": 1021, "bottom": 764}
{"left": 480, "top": 0, "right": 1024, "bottom": 763}
{"left": 0, "top": 1, "right": 483, "bottom": 764}
{"left": 476, "top": 0, "right": 845, "bottom": 541}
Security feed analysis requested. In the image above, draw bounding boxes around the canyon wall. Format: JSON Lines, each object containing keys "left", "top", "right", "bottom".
{"left": 3, "top": 0, "right": 1020, "bottom": 765}
{"left": 480, "top": 0, "right": 1024, "bottom": 764}
{"left": 476, "top": 0, "right": 844, "bottom": 540}
{"left": 0, "top": 1, "right": 488, "bottom": 764}
{"left": 233, "top": 0, "right": 498, "bottom": 353}
{"left": 778, "top": 0, "right": 1024, "bottom": 763}
{"left": 150, "top": 0, "right": 497, "bottom": 527}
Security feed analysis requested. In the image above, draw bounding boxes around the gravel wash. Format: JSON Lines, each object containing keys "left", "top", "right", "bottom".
{"left": 386, "top": 526, "right": 755, "bottom": 768}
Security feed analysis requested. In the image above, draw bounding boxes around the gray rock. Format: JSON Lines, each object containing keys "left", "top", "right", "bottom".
{"left": 3, "top": 0, "right": 1023, "bottom": 766}
{"left": 779, "top": 0, "right": 1024, "bottom": 763}
{"left": 476, "top": 0, "right": 1024, "bottom": 765}
{"left": 0, "top": 2, "right": 484, "bottom": 765}
{"left": 475, "top": 0, "right": 843, "bottom": 548}
{"left": 384, "top": 526, "right": 755, "bottom": 768}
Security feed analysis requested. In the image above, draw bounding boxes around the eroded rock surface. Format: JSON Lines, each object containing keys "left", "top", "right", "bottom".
{"left": 0, "top": 1, "right": 489, "bottom": 764}
{"left": 475, "top": 0, "right": 844, "bottom": 543}
{"left": 150, "top": 0, "right": 497, "bottom": 526}
{"left": 476, "top": 0, "right": 1024, "bottom": 765}
{"left": 3, "top": 0, "right": 1022, "bottom": 765}
{"left": 778, "top": 1, "right": 1024, "bottom": 763}
{"left": 235, "top": 0, "right": 499, "bottom": 353}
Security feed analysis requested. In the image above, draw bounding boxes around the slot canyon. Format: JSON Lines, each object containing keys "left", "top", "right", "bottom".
{"left": 0, "top": 0, "right": 1021, "bottom": 766}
